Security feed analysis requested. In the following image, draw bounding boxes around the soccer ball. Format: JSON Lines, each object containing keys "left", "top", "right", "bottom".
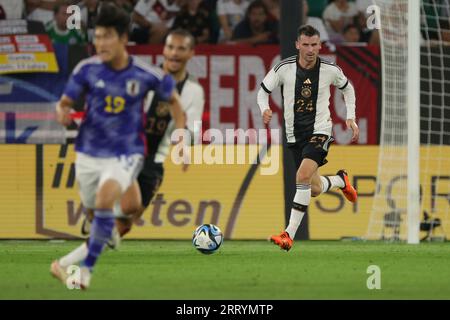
{"left": 192, "top": 224, "right": 223, "bottom": 254}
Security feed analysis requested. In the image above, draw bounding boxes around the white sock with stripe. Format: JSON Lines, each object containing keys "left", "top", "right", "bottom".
{"left": 59, "top": 242, "right": 88, "bottom": 268}
{"left": 285, "top": 183, "right": 310, "bottom": 238}
{"left": 320, "top": 175, "right": 345, "bottom": 194}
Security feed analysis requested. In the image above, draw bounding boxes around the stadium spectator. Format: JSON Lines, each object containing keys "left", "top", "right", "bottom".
{"left": 26, "top": 0, "right": 54, "bottom": 26}
{"left": 131, "top": 0, "right": 183, "bottom": 44}
{"left": 217, "top": 0, "right": 250, "bottom": 42}
{"left": 342, "top": 24, "right": 361, "bottom": 44}
{"left": 77, "top": 0, "right": 100, "bottom": 43}
{"left": 201, "top": 0, "right": 221, "bottom": 43}
{"left": 302, "top": 0, "right": 329, "bottom": 43}
{"left": 46, "top": 2, "right": 86, "bottom": 44}
{"left": 172, "top": 0, "right": 210, "bottom": 44}
{"left": 0, "top": 0, "right": 25, "bottom": 19}
{"left": 322, "top": 0, "right": 359, "bottom": 43}
{"left": 262, "top": 0, "right": 279, "bottom": 22}
{"left": 259, "top": 1, "right": 329, "bottom": 45}
{"left": 354, "top": 0, "right": 381, "bottom": 46}
{"left": 113, "top": 0, "right": 136, "bottom": 14}
{"left": 355, "top": 0, "right": 375, "bottom": 43}
{"left": 231, "top": 0, "right": 278, "bottom": 45}
{"left": 422, "top": 0, "right": 450, "bottom": 42}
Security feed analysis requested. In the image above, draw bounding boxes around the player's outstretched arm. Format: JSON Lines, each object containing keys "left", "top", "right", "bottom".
{"left": 55, "top": 94, "right": 74, "bottom": 127}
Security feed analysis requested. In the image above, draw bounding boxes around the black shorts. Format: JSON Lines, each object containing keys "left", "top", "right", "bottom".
{"left": 137, "top": 160, "right": 164, "bottom": 208}
{"left": 288, "top": 134, "right": 335, "bottom": 169}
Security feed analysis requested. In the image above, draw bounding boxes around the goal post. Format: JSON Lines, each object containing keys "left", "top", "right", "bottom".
{"left": 407, "top": 0, "right": 421, "bottom": 244}
{"left": 367, "top": 0, "right": 450, "bottom": 242}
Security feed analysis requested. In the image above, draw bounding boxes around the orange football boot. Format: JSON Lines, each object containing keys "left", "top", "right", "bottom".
{"left": 337, "top": 169, "right": 357, "bottom": 203}
{"left": 269, "top": 231, "right": 293, "bottom": 251}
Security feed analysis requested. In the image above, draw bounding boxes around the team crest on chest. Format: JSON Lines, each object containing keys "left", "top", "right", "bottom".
{"left": 301, "top": 87, "right": 312, "bottom": 98}
{"left": 126, "top": 79, "right": 140, "bottom": 96}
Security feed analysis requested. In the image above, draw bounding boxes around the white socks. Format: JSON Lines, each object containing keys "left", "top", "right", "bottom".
{"left": 59, "top": 242, "right": 89, "bottom": 268}
{"left": 285, "top": 183, "right": 310, "bottom": 238}
{"left": 320, "top": 176, "right": 331, "bottom": 193}
{"left": 320, "top": 175, "right": 345, "bottom": 194}
{"left": 286, "top": 210, "right": 305, "bottom": 239}
{"left": 329, "top": 175, "right": 345, "bottom": 189}
{"left": 285, "top": 175, "right": 346, "bottom": 239}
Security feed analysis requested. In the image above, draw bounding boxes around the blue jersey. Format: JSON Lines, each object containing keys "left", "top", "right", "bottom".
{"left": 64, "top": 56, "right": 175, "bottom": 157}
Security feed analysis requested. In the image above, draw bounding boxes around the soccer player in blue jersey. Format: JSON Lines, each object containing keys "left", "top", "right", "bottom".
{"left": 51, "top": 3, "right": 185, "bottom": 289}
{"left": 51, "top": 30, "right": 204, "bottom": 275}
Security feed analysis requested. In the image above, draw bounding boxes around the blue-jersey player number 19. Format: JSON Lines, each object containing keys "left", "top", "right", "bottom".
{"left": 52, "top": 3, "right": 186, "bottom": 290}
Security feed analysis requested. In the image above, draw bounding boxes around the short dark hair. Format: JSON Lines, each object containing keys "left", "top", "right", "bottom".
{"left": 246, "top": 0, "right": 269, "bottom": 18}
{"left": 53, "top": 1, "right": 69, "bottom": 15}
{"left": 167, "top": 29, "right": 196, "bottom": 49}
{"left": 95, "top": 3, "right": 130, "bottom": 37}
{"left": 297, "top": 25, "right": 321, "bottom": 39}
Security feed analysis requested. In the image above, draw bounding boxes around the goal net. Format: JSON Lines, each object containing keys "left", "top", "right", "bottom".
{"left": 366, "top": 0, "right": 450, "bottom": 242}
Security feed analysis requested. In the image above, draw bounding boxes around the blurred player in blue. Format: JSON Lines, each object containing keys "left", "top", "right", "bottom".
{"left": 51, "top": 29, "right": 204, "bottom": 274}
{"left": 51, "top": 3, "right": 185, "bottom": 289}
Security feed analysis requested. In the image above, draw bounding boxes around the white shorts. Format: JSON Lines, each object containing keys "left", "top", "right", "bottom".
{"left": 75, "top": 152, "right": 144, "bottom": 209}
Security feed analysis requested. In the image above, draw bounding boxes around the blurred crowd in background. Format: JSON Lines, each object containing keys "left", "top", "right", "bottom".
{"left": 0, "top": 0, "right": 449, "bottom": 47}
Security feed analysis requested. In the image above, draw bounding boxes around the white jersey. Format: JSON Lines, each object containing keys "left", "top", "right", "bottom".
{"left": 258, "top": 55, "right": 356, "bottom": 143}
{"left": 144, "top": 74, "right": 205, "bottom": 163}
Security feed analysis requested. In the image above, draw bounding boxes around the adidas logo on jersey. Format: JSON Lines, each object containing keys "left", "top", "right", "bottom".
{"left": 95, "top": 80, "right": 105, "bottom": 88}
{"left": 304, "top": 78, "right": 312, "bottom": 84}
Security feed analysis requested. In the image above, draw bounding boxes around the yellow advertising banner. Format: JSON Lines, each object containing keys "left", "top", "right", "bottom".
{"left": 0, "top": 145, "right": 448, "bottom": 240}
{"left": 0, "top": 52, "right": 59, "bottom": 74}
{"left": 38, "top": 144, "right": 285, "bottom": 239}
{"left": 0, "top": 34, "right": 59, "bottom": 74}
{"left": 0, "top": 145, "right": 39, "bottom": 238}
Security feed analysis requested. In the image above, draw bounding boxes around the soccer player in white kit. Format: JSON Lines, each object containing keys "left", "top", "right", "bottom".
{"left": 257, "top": 25, "right": 359, "bottom": 251}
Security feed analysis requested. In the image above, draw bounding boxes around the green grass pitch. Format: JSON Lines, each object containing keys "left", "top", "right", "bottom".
{"left": 0, "top": 240, "right": 449, "bottom": 299}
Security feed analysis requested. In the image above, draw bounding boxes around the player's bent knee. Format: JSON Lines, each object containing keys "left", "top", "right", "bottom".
{"left": 95, "top": 198, "right": 116, "bottom": 210}
{"left": 296, "top": 172, "right": 313, "bottom": 184}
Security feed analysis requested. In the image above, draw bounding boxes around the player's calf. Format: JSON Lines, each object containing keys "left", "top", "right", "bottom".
{"left": 311, "top": 184, "right": 322, "bottom": 197}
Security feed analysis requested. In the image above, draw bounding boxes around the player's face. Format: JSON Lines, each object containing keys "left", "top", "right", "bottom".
{"left": 163, "top": 34, "right": 194, "bottom": 73}
{"left": 249, "top": 7, "right": 267, "bottom": 28}
{"left": 94, "top": 27, "right": 127, "bottom": 63}
{"left": 295, "top": 35, "right": 321, "bottom": 64}
{"left": 55, "top": 5, "right": 70, "bottom": 29}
